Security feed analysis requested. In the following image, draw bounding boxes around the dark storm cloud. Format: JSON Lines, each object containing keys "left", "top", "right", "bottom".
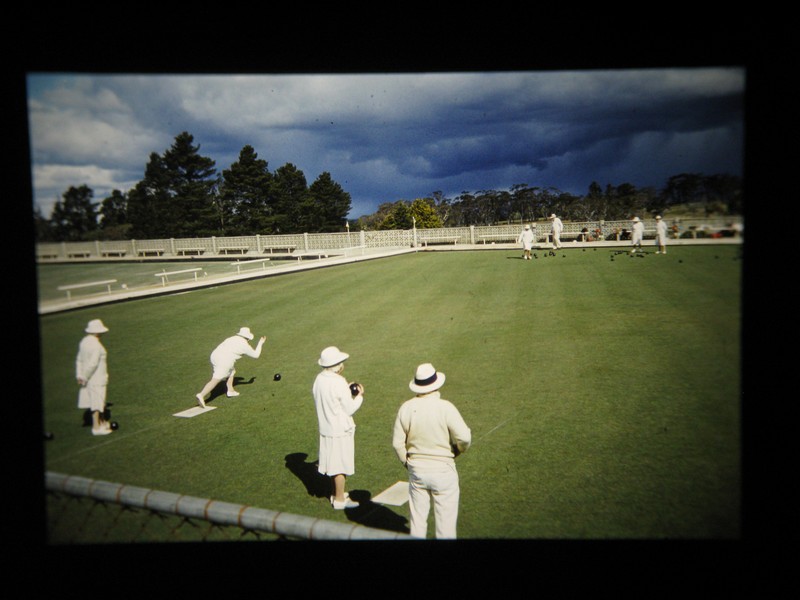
{"left": 27, "top": 69, "right": 744, "bottom": 218}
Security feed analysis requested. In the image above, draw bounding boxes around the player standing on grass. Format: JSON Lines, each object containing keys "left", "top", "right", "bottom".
{"left": 655, "top": 215, "right": 668, "bottom": 254}
{"left": 630, "top": 216, "right": 645, "bottom": 254}
{"left": 313, "top": 346, "right": 363, "bottom": 510}
{"left": 392, "top": 363, "right": 471, "bottom": 539}
{"left": 76, "top": 319, "right": 113, "bottom": 436}
{"left": 548, "top": 214, "right": 563, "bottom": 250}
{"left": 196, "top": 327, "right": 266, "bottom": 408}
{"left": 517, "top": 224, "right": 535, "bottom": 260}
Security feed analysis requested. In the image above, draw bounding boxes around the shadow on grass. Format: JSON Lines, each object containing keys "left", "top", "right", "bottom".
{"left": 83, "top": 402, "right": 116, "bottom": 426}
{"left": 346, "top": 489, "right": 409, "bottom": 534}
{"left": 206, "top": 376, "right": 256, "bottom": 403}
{"left": 284, "top": 452, "right": 409, "bottom": 534}
{"left": 284, "top": 452, "right": 330, "bottom": 499}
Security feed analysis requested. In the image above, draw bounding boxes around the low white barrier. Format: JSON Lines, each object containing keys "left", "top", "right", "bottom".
{"left": 46, "top": 472, "right": 410, "bottom": 541}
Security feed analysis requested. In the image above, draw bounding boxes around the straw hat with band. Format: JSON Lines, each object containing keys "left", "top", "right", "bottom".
{"left": 409, "top": 363, "right": 446, "bottom": 394}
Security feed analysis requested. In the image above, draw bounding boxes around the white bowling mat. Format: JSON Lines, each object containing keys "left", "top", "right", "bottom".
{"left": 173, "top": 405, "right": 218, "bottom": 418}
{"left": 372, "top": 481, "right": 409, "bottom": 506}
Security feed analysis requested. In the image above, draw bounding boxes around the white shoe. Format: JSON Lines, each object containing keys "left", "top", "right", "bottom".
{"left": 92, "top": 427, "right": 112, "bottom": 436}
{"left": 332, "top": 497, "right": 359, "bottom": 510}
{"left": 196, "top": 394, "right": 206, "bottom": 408}
{"left": 227, "top": 390, "right": 240, "bottom": 397}
{"left": 330, "top": 492, "right": 349, "bottom": 506}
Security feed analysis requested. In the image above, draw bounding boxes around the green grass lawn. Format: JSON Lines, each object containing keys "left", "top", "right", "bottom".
{"left": 39, "top": 245, "right": 742, "bottom": 540}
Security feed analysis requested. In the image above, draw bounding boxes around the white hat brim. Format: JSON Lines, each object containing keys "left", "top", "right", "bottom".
{"left": 319, "top": 351, "right": 349, "bottom": 367}
{"left": 409, "top": 371, "right": 445, "bottom": 394}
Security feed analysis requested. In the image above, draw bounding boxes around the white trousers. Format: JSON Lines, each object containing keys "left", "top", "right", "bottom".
{"left": 407, "top": 462, "right": 460, "bottom": 539}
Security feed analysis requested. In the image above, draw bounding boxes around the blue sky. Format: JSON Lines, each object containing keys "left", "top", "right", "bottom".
{"left": 26, "top": 69, "right": 745, "bottom": 220}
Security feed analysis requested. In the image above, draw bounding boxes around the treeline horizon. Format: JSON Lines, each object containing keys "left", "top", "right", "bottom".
{"left": 32, "top": 131, "right": 742, "bottom": 243}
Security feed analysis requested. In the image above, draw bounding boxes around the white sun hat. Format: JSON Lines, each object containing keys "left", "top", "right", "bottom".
{"left": 318, "top": 346, "right": 350, "bottom": 367}
{"left": 237, "top": 327, "right": 254, "bottom": 340}
{"left": 85, "top": 319, "right": 109, "bottom": 334}
{"left": 409, "top": 363, "right": 446, "bottom": 394}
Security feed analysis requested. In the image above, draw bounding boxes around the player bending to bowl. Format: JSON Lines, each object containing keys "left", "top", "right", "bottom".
{"left": 196, "top": 327, "right": 266, "bottom": 408}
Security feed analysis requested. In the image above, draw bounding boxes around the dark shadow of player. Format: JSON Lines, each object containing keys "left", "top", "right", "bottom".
{"left": 83, "top": 402, "right": 114, "bottom": 427}
{"left": 207, "top": 376, "right": 256, "bottom": 402}
{"left": 284, "top": 452, "right": 333, "bottom": 499}
{"left": 284, "top": 453, "right": 410, "bottom": 534}
{"left": 344, "top": 489, "right": 410, "bottom": 534}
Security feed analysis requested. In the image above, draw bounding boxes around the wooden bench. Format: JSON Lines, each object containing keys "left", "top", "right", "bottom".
{"left": 58, "top": 279, "right": 117, "bottom": 300}
{"left": 138, "top": 249, "right": 166, "bottom": 257}
{"left": 218, "top": 246, "right": 249, "bottom": 255}
{"left": 101, "top": 250, "right": 127, "bottom": 257}
{"left": 292, "top": 250, "right": 330, "bottom": 261}
{"left": 478, "top": 233, "right": 520, "bottom": 244}
{"left": 419, "top": 236, "right": 459, "bottom": 247}
{"left": 67, "top": 252, "right": 92, "bottom": 258}
{"left": 262, "top": 245, "right": 297, "bottom": 254}
{"left": 230, "top": 258, "right": 270, "bottom": 274}
{"left": 154, "top": 268, "right": 202, "bottom": 286}
{"left": 177, "top": 247, "right": 205, "bottom": 256}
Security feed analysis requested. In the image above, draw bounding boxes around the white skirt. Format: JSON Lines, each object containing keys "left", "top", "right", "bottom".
{"left": 78, "top": 385, "right": 106, "bottom": 412}
{"left": 317, "top": 432, "right": 355, "bottom": 476}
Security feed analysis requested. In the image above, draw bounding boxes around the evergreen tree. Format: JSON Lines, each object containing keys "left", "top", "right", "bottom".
{"left": 272, "top": 163, "right": 310, "bottom": 234}
{"left": 50, "top": 184, "right": 98, "bottom": 241}
{"left": 163, "top": 132, "right": 218, "bottom": 237}
{"left": 99, "top": 189, "right": 128, "bottom": 228}
{"left": 308, "top": 171, "right": 352, "bottom": 232}
{"left": 126, "top": 152, "right": 172, "bottom": 238}
{"left": 126, "top": 132, "right": 218, "bottom": 238}
{"left": 218, "top": 145, "right": 274, "bottom": 235}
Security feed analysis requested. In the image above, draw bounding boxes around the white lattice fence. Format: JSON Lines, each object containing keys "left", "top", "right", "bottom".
{"left": 35, "top": 217, "right": 742, "bottom": 260}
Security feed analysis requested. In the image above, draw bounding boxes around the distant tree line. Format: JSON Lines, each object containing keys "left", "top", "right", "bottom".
{"left": 358, "top": 174, "right": 743, "bottom": 231}
{"left": 33, "top": 130, "right": 742, "bottom": 242}
{"left": 34, "top": 132, "right": 353, "bottom": 242}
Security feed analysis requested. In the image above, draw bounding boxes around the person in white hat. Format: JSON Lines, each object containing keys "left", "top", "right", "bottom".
{"left": 196, "top": 327, "right": 266, "bottom": 408}
{"left": 630, "top": 216, "right": 645, "bottom": 254}
{"left": 312, "top": 346, "right": 363, "bottom": 510}
{"left": 392, "top": 363, "right": 471, "bottom": 539}
{"left": 548, "top": 214, "right": 563, "bottom": 250}
{"left": 654, "top": 215, "right": 668, "bottom": 254}
{"left": 76, "top": 319, "right": 113, "bottom": 436}
{"left": 517, "top": 224, "right": 535, "bottom": 260}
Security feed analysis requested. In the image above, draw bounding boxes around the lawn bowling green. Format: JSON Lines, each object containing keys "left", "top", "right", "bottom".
{"left": 39, "top": 245, "right": 742, "bottom": 540}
